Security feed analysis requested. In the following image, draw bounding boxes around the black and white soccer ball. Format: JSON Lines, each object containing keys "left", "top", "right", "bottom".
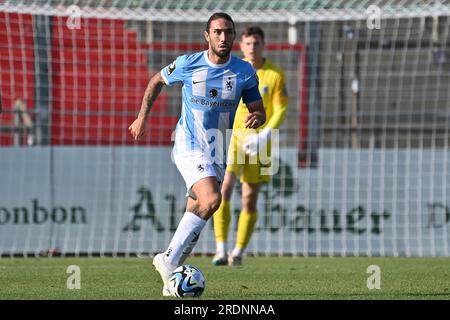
{"left": 168, "top": 264, "right": 205, "bottom": 297}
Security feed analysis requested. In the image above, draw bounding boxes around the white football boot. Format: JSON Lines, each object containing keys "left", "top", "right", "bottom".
{"left": 152, "top": 253, "right": 177, "bottom": 296}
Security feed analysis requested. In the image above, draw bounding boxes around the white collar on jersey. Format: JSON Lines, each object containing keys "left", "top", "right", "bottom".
{"left": 203, "top": 50, "right": 232, "bottom": 68}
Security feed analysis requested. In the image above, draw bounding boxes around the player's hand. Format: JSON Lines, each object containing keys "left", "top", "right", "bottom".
{"left": 243, "top": 133, "right": 259, "bottom": 157}
{"left": 128, "top": 116, "right": 146, "bottom": 141}
{"left": 243, "top": 128, "right": 271, "bottom": 157}
{"left": 244, "top": 112, "right": 264, "bottom": 129}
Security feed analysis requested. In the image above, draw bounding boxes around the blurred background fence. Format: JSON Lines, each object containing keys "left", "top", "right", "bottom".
{"left": 1, "top": 0, "right": 449, "bottom": 257}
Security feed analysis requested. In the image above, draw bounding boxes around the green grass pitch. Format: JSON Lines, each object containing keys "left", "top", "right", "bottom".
{"left": 0, "top": 256, "right": 449, "bottom": 300}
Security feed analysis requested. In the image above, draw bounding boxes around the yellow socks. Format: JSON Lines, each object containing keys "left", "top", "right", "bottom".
{"left": 213, "top": 200, "right": 231, "bottom": 245}
{"left": 214, "top": 202, "right": 258, "bottom": 257}
{"left": 235, "top": 210, "right": 258, "bottom": 251}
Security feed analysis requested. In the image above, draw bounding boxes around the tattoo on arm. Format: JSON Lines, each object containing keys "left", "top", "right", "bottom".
{"left": 138, "top": 78, "right": 164, "bottom": 118}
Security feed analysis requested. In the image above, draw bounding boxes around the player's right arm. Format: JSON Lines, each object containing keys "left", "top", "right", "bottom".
{"left": 128, "top": 72, "right": 166, "bottom": 141}
{"left": 129, "top": 55, "right": 186, "bottom": 141}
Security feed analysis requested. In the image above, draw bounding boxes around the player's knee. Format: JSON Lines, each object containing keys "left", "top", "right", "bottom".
{"left": 210, "top": 193, "right": 222, "bottom": 213}
{"left": 200, "top": 193, "right": 222, "bottom": 215}
{"left": 208, "top": 193, "right": 222, "bottom": 213}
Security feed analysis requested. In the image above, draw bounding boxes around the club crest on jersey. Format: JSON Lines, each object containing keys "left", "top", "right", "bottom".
{"left": 225, "top": 77, "right": 233, "bottom": 91}
{"left": 221, "top": 71, "right": 236, "bottom": 100}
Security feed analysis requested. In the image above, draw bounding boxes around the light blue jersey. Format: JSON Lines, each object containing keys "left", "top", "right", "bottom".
{"left": 161, "top": 50, "right": 261, "bottom": 166}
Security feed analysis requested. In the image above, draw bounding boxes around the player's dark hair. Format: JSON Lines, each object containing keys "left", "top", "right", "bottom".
{"left": 206, "top": 12, "right": 235, "bottom": 33}
{"left": 240, "top": 25, "right": 265, "bottom": 42}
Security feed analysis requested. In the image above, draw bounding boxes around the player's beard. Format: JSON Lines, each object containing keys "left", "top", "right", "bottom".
{"left": 212, "top": 45, "right": 232, "bottom": 59}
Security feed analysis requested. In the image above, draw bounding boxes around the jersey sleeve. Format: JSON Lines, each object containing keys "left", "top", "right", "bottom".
{"left": 160, "top": 55, "right": 186, "bottom": 86}
{"left": 241, "top": 83, "right": 261, "bottom": 104}
{"left": 265, "top": 72, "right": 289, "bottom": 129}
{"left": 241, "top": 71, "right": 261, "bottom": 104}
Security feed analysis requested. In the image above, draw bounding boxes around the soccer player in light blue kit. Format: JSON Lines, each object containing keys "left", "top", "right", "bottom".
{"left": 129, "top": 12, "right": 266, "bottom": 296}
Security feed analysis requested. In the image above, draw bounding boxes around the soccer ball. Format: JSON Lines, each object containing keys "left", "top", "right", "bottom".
{"left": 168, "top": 264, "right": 205, "bottom": 297}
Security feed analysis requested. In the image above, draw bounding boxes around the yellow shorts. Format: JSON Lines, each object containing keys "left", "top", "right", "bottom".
{"left": 226, "top": 132, "right": 272, "bottom": 184}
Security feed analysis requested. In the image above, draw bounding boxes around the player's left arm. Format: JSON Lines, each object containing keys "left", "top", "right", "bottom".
{"left": 241, "top": 76, "right": 266, "bottom": 129}
{"left": 244, "top": 99, "right": 266, "bottom": 129}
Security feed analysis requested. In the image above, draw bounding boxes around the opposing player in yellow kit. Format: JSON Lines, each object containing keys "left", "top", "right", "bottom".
{"left": 212, "top": 26, "right": 289, "bottom": 266}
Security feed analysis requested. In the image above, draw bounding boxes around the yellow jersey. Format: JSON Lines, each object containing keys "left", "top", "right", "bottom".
{"left": 233, "top": 58, "right": 288, "bottom": 131}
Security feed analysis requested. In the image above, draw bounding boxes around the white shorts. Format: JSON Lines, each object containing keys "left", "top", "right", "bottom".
{"left": 173, "top": 151, "right": 225, "bottom": 197}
